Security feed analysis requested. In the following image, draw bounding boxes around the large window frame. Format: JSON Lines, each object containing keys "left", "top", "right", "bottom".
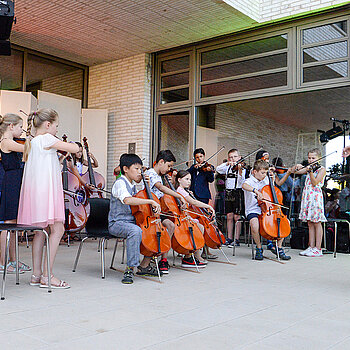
{"left": 297, "top": 16, "right": 350, "bottom": 88}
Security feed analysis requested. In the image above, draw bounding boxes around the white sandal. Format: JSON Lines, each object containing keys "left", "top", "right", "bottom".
{"left": 40, "top": 275, "right": 70, "bottom": 289}
{"left": 30, "top": 274, "right": 42, "bottom": 286}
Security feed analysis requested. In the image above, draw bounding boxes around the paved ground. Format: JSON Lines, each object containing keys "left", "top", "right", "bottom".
{"left": 1, "top": 240, "right": 350, "bottom": 350}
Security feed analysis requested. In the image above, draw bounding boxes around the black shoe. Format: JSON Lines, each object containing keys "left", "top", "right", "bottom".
{"left": 255, "top": 248, "right": 264, "bottom": 260}
{"left": 136, "top": 265, "right": 163, "bottom": 277}
{"left": 223, "top": 238, "right": 233, "bottom": 247}
{"left": 122, "top": 267, "right": 133, "bottom": 284}
{"left": 158, "top": 258, "right": 169, "bottom": 274}
{"left": 181, "top": 257, "right": 206, "bottom": 268}
{"left": 278, "top": 248, "right": 291, "bottom": 260}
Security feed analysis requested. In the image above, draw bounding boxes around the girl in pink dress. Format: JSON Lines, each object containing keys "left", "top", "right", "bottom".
{"left": 18, "top": 109, "right": 79, "bottom": 289}
{"left": 297, "top": 148, "right": 327, "bottom": 257}
{"left": 175, "top": 170, "right": 216, "bottom": 267}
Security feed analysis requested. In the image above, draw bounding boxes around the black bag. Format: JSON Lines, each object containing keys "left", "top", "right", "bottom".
{"left": 290, "top": 227, "right": 309, "bottom": 250}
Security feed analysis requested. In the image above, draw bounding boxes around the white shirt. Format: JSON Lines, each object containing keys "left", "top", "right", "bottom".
{"left": 216, "top": 162, "right": 246, "bottom": 190}
{"left": 243, "top": 175, "right": 269, "bottom": 216}
{"left": 111, "top": 175, "right": 137, "bottom": 204}
{"left": 145, "top": 168, "right": 164, "bottom": 199}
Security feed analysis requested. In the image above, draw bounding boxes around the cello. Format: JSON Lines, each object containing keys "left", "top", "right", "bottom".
{"left": 131, "top": 168, "right": 171, "bottom": 273}
{"left": 161, "top": 175, "right": 205, "bottom": 262}
{"left": 258, "top": 171, "right": 291, "bottom": 244}
{"left": 81, "top": 137, "right": 105, "bottom": 198}
{"left": 61, "top": 135, "right": 89, "bottom": 234}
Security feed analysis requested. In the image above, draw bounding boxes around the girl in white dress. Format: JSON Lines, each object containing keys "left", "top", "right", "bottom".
{"left": 17, "top": 109, "right": 79, "bottom": 288}
{"left": 297, "top": 148, "right": 327, "bottom": 257}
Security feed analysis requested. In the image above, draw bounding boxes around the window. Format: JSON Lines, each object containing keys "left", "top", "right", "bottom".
{"left": 300, "top": 20, "right": 349, "bottom": 85}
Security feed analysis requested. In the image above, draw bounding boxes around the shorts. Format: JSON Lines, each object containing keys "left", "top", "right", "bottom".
{"left": 246, "top": 213, "right": 259, "bottom": 221}
{"left": 224, "top": 189, "right": 244, "bottom": 215}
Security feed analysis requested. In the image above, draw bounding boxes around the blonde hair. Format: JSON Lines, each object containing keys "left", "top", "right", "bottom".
{"left": 23, "top": 108, "right": 59, "bottom": 162}
{"left": 253, "top": 159, "right": 269, "bottom": 171}
{"left": 0, "top": 113, "right": 22, "bottom": 138}
{"left": 308, "top": 148, "right": 322, "bottom": 158}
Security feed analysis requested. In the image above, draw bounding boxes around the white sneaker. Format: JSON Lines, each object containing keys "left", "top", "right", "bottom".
{"left": 299, "top": 246, "right": 312, "bottom": 256}
{"left": 305, "top": 247, "right": 323, "bottom": 257}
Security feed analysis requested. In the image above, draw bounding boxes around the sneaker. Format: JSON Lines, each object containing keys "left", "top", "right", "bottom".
{"left": 234, "top": 239, "right": 240, "bottom": 247}
{"left": 136, "top": 265, "right": 163, "bottom": 277}
{"left": 299, "top": 246, "right": 313, "bottom": 256}
{"left": 223, "top": 238, "right": 233, "bottom": 247}
{"left": 122, "top": 267, "right": 134, "bottom": 284}
{"left": 181, "top": 257, "right": 206, "bottom": 268}
{"left": 255, "top": 247, "right": 264, "bottom": 260}
{"left": 266, "top": 241, "right": 274, "bottom": 250}
{"left": 305, "top": 247, "right": 323, "bottom": 257}
{"left": 277, "top": 248, "right": 291, "bottom": 261}
{"left": 158, "top": 258, "right": 169, "bottom": 274}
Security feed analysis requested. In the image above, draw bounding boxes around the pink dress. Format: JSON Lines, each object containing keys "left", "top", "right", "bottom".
{"left": 17, "top": 133, "right": 65, "bottom": 228}
{"left": 299, "top": 169, "right": 326, "bottom": 223}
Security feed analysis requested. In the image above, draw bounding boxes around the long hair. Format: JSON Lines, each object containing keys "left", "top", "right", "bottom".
{"left": 175, "top": 169, "right": 190, "bottom": 189}
{"left": 23, "top": 108, "right": 58, "bottom": 162}
{"left": 0, "top": 113, "right": 22, "bottom": 138}
{"left": 72, "top": 142, "right": 83, "bottom": 165}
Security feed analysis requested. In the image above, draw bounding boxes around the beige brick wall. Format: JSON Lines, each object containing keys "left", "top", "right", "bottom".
{"left": 88, "top": 53, "right": 151, "bottom": 189}
{"left": 260, "top": 0, "right": 347, "bottom": 22}
{"left": 41, "top": 70, "right": 84, "bottom": 101}
{"left": 215, "top": 103, "right": 310, "bottom": 166}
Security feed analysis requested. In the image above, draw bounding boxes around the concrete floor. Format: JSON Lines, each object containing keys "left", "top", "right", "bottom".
{"left": 1, "top": 240, "right": 350, "bottom": 350}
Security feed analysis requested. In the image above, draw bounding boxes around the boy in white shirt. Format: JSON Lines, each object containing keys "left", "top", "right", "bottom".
{"left": 216, "top": 149, "right": 246, "bottom": 247}
{"left": 242, "top": 159, "right": 291, "bottom": 261}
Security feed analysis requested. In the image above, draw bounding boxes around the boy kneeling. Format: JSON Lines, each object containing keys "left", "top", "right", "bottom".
{"left": 108, "top": 153, "right": 162, "bottom": 284}
{"left": 242, "top": 160, "right": 291, "bottom": 261}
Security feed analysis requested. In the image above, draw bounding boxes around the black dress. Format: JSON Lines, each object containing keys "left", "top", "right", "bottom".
{"left": 0, "top": 150, "right": 23, "bottom": 221}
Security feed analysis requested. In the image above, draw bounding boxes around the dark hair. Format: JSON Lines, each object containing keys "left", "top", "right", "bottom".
{"left": 175, "top": 170, "right": 190, "bottom": 189}
{"left": 194, "top": 148, "right": 205, "bottom": 157}
{"left": 119, "top": 153, "right": 143, "bottom": 174}
{"left": 73, "top": 142, "right": 83, "bottom": 165}
{"left": 272, "top": 157, "right": 283, "bottom": 167}
{"left": 155, "top": 150, "right": 176, "bottom": 163}
{"left": 256, "top": 150, "right": 268, "bottom": 160}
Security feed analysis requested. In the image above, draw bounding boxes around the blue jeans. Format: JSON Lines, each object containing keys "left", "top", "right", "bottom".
{"left": 109, "top": 221, "right": 142, "bottom": 267}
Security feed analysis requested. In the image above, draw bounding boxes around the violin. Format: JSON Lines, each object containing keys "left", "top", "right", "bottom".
{"left": 230, "top": 160, "right": 247, "bottom": 172}
{"left": 13, "top": 137, "right": 26, "bottom": 145}
{"left": 186, "top": 190, "right": 226, "bottom": 249}
{"left": 131, "top": 168, "right": 171, "bottom": 257}
{"left": 195, "top": 161, "right": 215, "bottom": 172}
{"left": 258, "top": 172, "right": 291, "bottom": 241}
{"left": 308, "top": 163, "right": 321, "bottom": 172}
{"left": 61, "top": 135, "right": 89, "bottom": 233}
{"left": 161, "top": 175, "right": 205, "bottom": 255}
{"left": 81, "top": 137, "right": 105, "bottom": 198}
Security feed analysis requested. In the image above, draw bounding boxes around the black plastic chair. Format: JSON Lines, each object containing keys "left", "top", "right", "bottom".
{"left": 72, "top": 198, "right": 114, "bottom": 279}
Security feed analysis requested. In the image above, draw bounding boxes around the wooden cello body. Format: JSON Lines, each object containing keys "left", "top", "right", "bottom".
{"left": 258, "top": 174, "right": 290, "bottom": 240}
{"left": 61, "top": 135, "right": 89, "bottom": 233}
{"left": 131, "top": 171, "right": 171, "bottom": 257}
{"left": 161, "top": 176, "right": 204, "bottom": 255}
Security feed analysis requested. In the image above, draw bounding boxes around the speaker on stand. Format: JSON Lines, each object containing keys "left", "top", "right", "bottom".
{"left": 0, "top": 0, "right": 15, "bottom": 56}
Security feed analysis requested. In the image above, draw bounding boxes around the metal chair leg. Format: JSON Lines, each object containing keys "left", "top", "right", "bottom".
{"left": 72, "top": 237, "right": 88, "bottom": 272}
{"left": 334, "top": 222, "right": 337, "bottom": 258}
{"left": 101, "top": 238, "right": 106, "bottom": 279}
{"left": 250, "top": 228, "right": 254, "bottom": 260}
{"left": 1, "top": 231, "right": 10, "bottom": 300}
{"left": 26, "top": 231, "right": 29, "bottom": 248}
{"left": 15, "top": 231, "right": 19, "bottom": 285}
{"left": 110, "top": 240, "right": 118, "bottom": 268}
{"left": 121, "top": 239, "right": 126, "bottom": 264}
{"left": 97, "top": 238, "right": 101, "bottom": 252}
{"left": 42, "top": 229, "right": 52, "bottom": 293}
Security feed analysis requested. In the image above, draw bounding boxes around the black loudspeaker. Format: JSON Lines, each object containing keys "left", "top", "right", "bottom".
{"left": 290, "top": 227, "right": 309, "bottom": 250}
{"left": 0, "top": 39, "right": 10, "bottom": 55}
{"left": 0, "top": 0, "right": 14, "bottom": 40}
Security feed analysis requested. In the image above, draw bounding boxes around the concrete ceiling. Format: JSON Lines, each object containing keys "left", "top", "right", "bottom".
{"left": 11, "top": 0, "right": 257, "bottom": 66}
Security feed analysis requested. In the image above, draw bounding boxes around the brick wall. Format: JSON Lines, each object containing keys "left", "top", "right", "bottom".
{"left": 41, "top": 70, "right": 84, "bottom": 101}
{"left": 215, "top": 103, "right": 311, "bottom": 166}
{"left": 88, "top": 53, "right": 151, "bottom": 189}
{"left": 260, "top": 0, "right": 347, "bottom": 22}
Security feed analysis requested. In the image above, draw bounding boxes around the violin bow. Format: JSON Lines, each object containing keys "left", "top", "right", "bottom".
{"left": 258, "top": 197, "right": 290, "bottom": 210}
{"left": 235, "top": 146, "right": 264, "bottom": 167}
{"left": 297, "top": 150, "right": 337, "bottom": 171}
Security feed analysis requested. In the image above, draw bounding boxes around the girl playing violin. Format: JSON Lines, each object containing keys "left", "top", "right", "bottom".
{"left": 0, "top": 114, "right": 31, "bottom": 274}
{"left": 108, "top": 153, "right": 161, "bottom": 284}
{"left": 175, "top": 170, "right": 216, "bottom": 267}
{"left": 18, "top": 109, "right": 80, "bottom": 289}
{"left": 296, "top": 148, "right": 327, "bottom": 257}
